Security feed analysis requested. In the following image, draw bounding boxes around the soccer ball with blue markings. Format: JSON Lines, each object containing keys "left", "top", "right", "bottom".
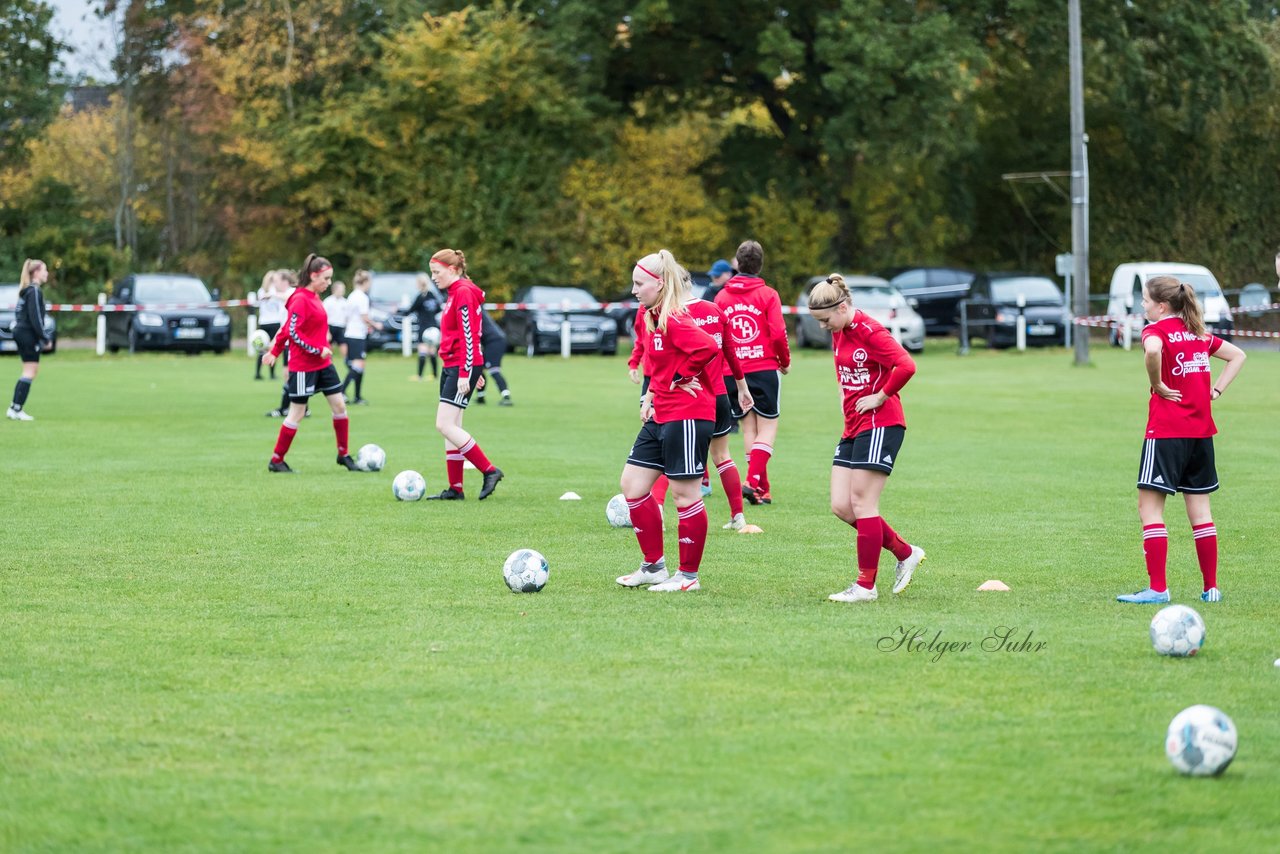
{"left": 503, "top": 549, "right": 549, "bottom": 593}
{"left": 392, "top": 470, "right": 426, "bottom": 501}
{"left": 606, "top": 494, "right": 631, "bottom": 528}
{"left": 356, "top": 443, "right": 386, "bottom": 472}
{"left": 1166, "top": 705, "right": 1237, "bottom": 776}
{"left": 1149, "top": 605, "right": 1206, "bottom": 657}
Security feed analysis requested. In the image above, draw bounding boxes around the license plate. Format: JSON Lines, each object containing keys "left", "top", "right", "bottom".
{"left": 1028, "top": 324, "right": 1055, "bottom": 336}
{"left": 570, "top": 332, "right": 597, "bottom": 343}
{"left": 174, "top": 328, "right": 206, "bottom": 339}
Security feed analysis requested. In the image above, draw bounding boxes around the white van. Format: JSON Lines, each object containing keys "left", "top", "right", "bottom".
{"left": 1106, "top": 262, "right": 1233, "bottom": 342}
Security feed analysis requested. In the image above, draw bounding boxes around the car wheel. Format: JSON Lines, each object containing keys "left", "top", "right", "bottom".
{"left": 624, "top": 314, "right": 635, "bottom": 338}
{"left": 213, "top": 347, "right": 228, "bottom": 355}
{"left": 525, "top": 330, "right": 537, "bottom": 358}
{"left": 795, "top": 323, "right": 808, "bottom": 349}
{"left": 601, "top": 346, "right": 617, "bottom": 356}
{"left": 128, "top": 325, "right": 139, "bottom": 354}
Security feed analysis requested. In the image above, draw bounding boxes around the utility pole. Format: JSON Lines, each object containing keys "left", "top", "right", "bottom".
{"left": 1069, "top": 0, "right": 1090, "bottom": 365}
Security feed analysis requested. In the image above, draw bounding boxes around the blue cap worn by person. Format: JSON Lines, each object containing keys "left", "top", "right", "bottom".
{"left": 709, "top": 260, "right": 733, "bottom": 277}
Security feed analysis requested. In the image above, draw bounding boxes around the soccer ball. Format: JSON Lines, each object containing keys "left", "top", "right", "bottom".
{"left": 1149, "top": 604, "right": 1206, "bottom": 657}
{"left": 606, "top": 494, "right": 631, "bottom": 528}
{"left": 421, "top": 326, "right": 441, "bottom": 346}
{"left": 392, "top": 470, "right": 426, "bottom": 501}
{"left": 503, "top": 548, "right": 549, "bottom": 593}
{"left": 1166, "top": 705, "right": 1237, "bottom": 776}
{"left": 250, "top": 328, "right": 272, "bottom": 353}
{"left": 356, "top": 443, "right": 386, "bottom": 472}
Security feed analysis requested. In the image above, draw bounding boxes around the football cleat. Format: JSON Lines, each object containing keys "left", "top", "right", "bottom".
{"left": 1201, "top": 587, "right": 1222, "bottom": 603}
{"left": 479, "top": 467, "right": 504, "bottom": 500}
{"left": 616, "top": 559, "right": 668, "bottom": 587}
{"left": 336, "top": 454, "right": 360, "bottom": 471}
{"left": 267, "top": 460, "right": 294, "bottom": 473}
{"left": 650, "top": 575, "right": 700, "bottom": 592}
{"left": 722, "top": 513, "right": 746, "bottom": 531}
{"left": 829, "top": 584, "right": 877, "bottom": 603}
{"left": 892, "top": 545, "right": 926, "bottom": 595}
{"left": 426, "top": 488, "right": 465, "bottom": 500}
{"left": 6, "top": 407, "right": 33, "bottom": 421}
{"left": 1116, "top": 587, "right": 1170, "bottom": 604}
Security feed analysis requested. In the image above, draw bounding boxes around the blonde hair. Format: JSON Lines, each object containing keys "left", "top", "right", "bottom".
{"left": 278, "top": 269, "right": 298, "bottom": 286}
{"left": 417, "top": 272, "right": 432, "bottom": 291}
{"left": 809, "top": 273, "right": 851, "bottom": 312}
{"left": 19, "top": 259, "right": 45, "bottom": 292}
{"left": 260, "top": 270, "right": 276, "bottom": 292}
{"left": 1146, "top": 275, "right": 1206, "bottom": 338}
{"left": 637, "top": 250, "right": 689, "bottom": 333}
{"left": 431, "top": 248, "right": 468, "bottom": 277}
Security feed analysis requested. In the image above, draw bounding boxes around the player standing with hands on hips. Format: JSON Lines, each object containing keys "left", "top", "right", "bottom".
{"left": 1117, "top": 275, "right": 1246, "bottom": 604}
{"left": 806, "top": 274, "right": 925, "bottom": 603}
{"left": 615, "top": 250, "right": 720, "bottom": 592}
{"left": 262, "top": 254, "right": 360, "bottom": 473}
{"left": 425, "top": 248, "right": 504, "bottom": 500}
{"left": 7, "top": 259, "right": 51, "bottom": 421}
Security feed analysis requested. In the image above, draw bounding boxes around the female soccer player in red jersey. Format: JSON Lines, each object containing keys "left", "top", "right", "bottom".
{"left": 713, "top": 240, "right": 790, "bottom": 505}
{"left": 807, "top": 274, "right": 925, "bottom": 603}
{"left": 262, "top": 254, "right": 360, "bottom": 473}
{"left": 1117, "top": 276, "right": 1246, "bottom": 604}
{"left": 425, "top": 248, "right": 503, "bottom": 501}
{"left": 615, "top": 250, "right": 720, "bottom": 592}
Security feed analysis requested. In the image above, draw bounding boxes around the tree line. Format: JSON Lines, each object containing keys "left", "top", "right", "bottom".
{"left": 3, "top": 0, "right": 1279, "bottom": 324}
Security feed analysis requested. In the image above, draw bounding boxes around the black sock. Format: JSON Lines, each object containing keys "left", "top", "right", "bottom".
{"left": 417, "top": 354, "right": 426, "bottom": 377}
{"left": 254, "top": 354, "right": 263, "bottom": 378}
{"left": 353, "top": 368, "right": 364, "bottom": 399}
{"left": 12, "top": 377, "right": 32, "bottom": 410}
{"left": 279, "top": 386, "right": 290, "bottom": 412}
{"left": 429, "top": 355, "right": 437, "bottom": 378}
{"left": 490, "top": 368, "right": 509, "bottom": 395}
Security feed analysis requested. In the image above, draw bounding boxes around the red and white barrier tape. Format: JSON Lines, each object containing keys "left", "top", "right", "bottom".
{"left": 1073, "top": 315, "right": 1280, "bottom": 338}
{"left": 0, "top": 298, "right": 255, "bottom": 312}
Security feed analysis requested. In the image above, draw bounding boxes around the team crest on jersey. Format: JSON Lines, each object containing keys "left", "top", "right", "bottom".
{"left": 731, "top": 314, "right": 760, "bottom": 342}
{"left": 853, "top": 348, "right": 868, "bottom": 363}
{"left": 1171, "top": 350, "right": 1209, "bottom": 376}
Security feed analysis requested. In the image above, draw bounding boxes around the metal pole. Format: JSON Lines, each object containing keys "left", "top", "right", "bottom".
{"left": 96, "top": 293, "right": 107, "bottom": 356}
{"left": 1069, "top": 0, "right": 1090, "bottom": 365}
{"left": 1016, "top": 293, "right": 1027, "bottom": 351}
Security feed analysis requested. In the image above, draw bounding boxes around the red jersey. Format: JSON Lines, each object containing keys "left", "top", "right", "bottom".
{"left": 270, "top": 288, "right": 331, "bottom": 372}
{"left": 644, "top": 309, "right": 719, "bottom": 423}
{"left": 627, "top": 306, "right": 650, "bottom": 374}
{"left": 1142, "top": 316, "right": 1223, "bottom": 439}
{"left": 683, "top": 298, "right": 743, "bottom": 395}
{"left": 439, "top": 278, "right": 485, "bottom": 371}
{"left": 832, "top": 311, "right": 916, "bottom": 439}
{"left": 713, "top": 275, "right": 791, "bottom": 373}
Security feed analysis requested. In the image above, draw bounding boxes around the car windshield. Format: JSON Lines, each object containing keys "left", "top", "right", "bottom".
{"left": 134, "top": 277, "right": 212, "bottom": 304}
{"left": 851, "top": 286, "right": 902, "bottom": 309}
{"left": 990, "top": 277, "right": 1062, "bottom": 304}
{"left": 1147, "top": 273, "right": 1222, "bottom": 299}
{"left": 528, "top": 287, "right": 596, "bottom": 307}
{"left": 369, "top": 274, "right": 422, "bottom": 306}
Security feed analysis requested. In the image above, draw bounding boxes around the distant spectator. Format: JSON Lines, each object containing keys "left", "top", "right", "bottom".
{"left": 408, "top": 273, "right": 443, "bottom": 381}
{"left": 323, "top": 280, "right": 350, "bottom": 360}
{"left": 702, "top": 259, "right": 734, "bottom": 303}
{"left": 255, "top": 270, "right": 288, "bottom": 380}
{"left": 6, "top": 259, "right": 51, "bottom": 422}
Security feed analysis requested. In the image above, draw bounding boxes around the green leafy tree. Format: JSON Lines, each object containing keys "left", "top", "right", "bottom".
{"left": 0, "top": 0, "right": 64, "bottom": 169}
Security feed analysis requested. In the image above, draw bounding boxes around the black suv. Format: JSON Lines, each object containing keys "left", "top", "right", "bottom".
{"left": 964, "top": 273, "right": 1072, "bottom": 348}
{"left": 0, "top": 283, "right": 58, "bottom": 355}
{"left": 105, "top": 274, "right": 231, "bottom": 354}
{"left": 503, "top": 285, "right": 618, "bottom": 356}
{"left": 876, "top": 267, "right": 974, "bottom": 335}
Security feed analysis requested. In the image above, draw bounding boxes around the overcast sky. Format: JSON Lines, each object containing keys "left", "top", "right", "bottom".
{"left": 48, "top": 0, "right": 118, "bottom": 80}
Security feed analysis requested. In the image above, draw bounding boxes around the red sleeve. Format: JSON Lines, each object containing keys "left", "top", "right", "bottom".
{"left": 767, "top": 291, "right": 791, "bottom": 368}
{"left": 669, "top": 317, "right": 718, "bottom": 383}
{"left": 461, "top": 288, "right": 480, "bottom": 372}
{"left": 270, "top": 294, "right": 298, "bottom": 358}
{"left": 715, "top": 305, "right": 744, "bottom": 380}
{"left": 1208, "top": 336, "right": 1224, "bottom": 355}
{"left": 866, "top": 324, "right": 916, "bottom": 396}
{"left": 628, "top": 308, "right": 647, "bottom": 370}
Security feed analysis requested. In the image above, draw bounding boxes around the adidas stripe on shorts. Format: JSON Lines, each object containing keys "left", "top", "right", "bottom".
{"left": 833, "top": 425, "right": 905, "bottom": 475}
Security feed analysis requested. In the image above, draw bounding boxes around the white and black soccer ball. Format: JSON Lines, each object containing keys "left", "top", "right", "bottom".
{"left": 250, "top": 328, "right": 272, "bottom": 354}
{"left": 1150, "top": 604, "right": 1206, "bottom": 657}
{"left": 1166, "top": 704, "right": 1237, "bottom": 776}
{"left": 356, "top": 443, "right": 386, "bottom": 472}
{"left": 421, "top": 326, "right": 441, "bottom": 346}
{"left": 606, "top": 494, "right": 631, "bottom": 528}
{"left": 503, "top": 549, "right": 549, "bottom": 593}
{"left": 392, "top": 470, "right": 426, "bottom": 501}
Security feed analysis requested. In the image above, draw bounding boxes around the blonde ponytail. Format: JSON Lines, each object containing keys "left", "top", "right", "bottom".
{"left": 808, "top": 273, "right": 851, "bottom": 311}
{"left": 638, "top": 250, "right": 690, "bottom": 333}
{"left": 19, "top": 259, "right": 45, "bottom": 292}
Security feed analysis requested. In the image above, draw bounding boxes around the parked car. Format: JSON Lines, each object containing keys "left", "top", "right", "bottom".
{"left": 105, "top": 274, "right": 231, "bottom": 354}
{"left": 876, "top": 266, "right": 974, "bottom": 335}
{"left": 604, "top": 270, "right": 714, "bottom": 337}
{"left": 1105, "top": 262, "right": 1233, "bottom": 343}
{"left": 795, "top": 276, "right": 925, "bottom": 352}
{"left": 366, "top": 271, "right": 444, "bottom": 351}
{"left": 0, "top": 284, "right": 58, "bottom": 355}
{"left": 503, "top": 285, "right": 618, "bottom": 356}
{"left": 964, "top": 273, "right": 1072, "bottom": 348}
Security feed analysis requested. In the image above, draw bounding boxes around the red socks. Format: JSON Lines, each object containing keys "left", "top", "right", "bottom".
{"left": 855, "top": 516, "right": 883, "bottom": 588}
{"left": 650, "top": 475, "right": 669, "bottom": 506}
{"left": 880, "top": 517, "right": 912, "bottom": 561}
{"left": 332, "top": 413, "right": 349, "bottom": 456}
{"left": 717, "top": 459, "right": 743, "bottom": 516}
{"left": 746, "top": 442, "right": 772, "bottom": 492}
{"left": 1193, "top": 522, "right": 1218, "bottom": 591}
{"left": 1143, "top": 524, "right": 1169, "bottom": 592}
{"left": 458, "top": 438, "right": 495, "bottom": 474}
{"left": 677, "top": 499, "right": 707, "bottom": 575}
{"left": 446, "top": 450, "right": 465, "bottom": 492}
{"left": 627, "top": 494, "right": 665, "bottom": 563}
{"left": 271, "top": 421, "right": 298, "bottom": 463}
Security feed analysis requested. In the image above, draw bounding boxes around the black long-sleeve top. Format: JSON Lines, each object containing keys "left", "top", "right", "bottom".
{"left": 408, "top": 289, "right": 442, "bottom": 330}
{"left": 14, "top": 286, "right": 48, "bottom": 343}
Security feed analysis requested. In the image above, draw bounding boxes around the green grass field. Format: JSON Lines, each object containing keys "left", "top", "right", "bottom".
{"left": 4, "top": 340, "right": 1279, "bottom": 852}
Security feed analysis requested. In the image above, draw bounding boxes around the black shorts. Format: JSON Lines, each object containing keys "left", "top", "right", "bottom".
{"left": 833, "top": 426, "right": 906, "bottom": 475}
{"left": 712, "top": 393, "right": 734, "bottom": 438}
{"left": 728, "top": 370, "right": 781, "bottom": 420}
{"left": 1137, "top": 437, "right": 1218, "bottom": 494}
{"left": 626, "top": 419, "right": 713, "bottom": 480}
{"left": 440, "top": 365, "right": 485, "bottom": 409}
{"left": 13, "top": 328, "right": 42, "bottom": 362}
{"left": 329, "top": 325, "right": 345, "bottom": 346}
{"left": 286, "top": 365, "right": 343, "bottom": 403}
{"left": 346, "top": 337, "right": 367, "bottom": 360}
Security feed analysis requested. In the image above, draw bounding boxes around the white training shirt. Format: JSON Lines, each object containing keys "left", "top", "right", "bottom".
{"left": 345, "top": 289, "right": 370, "bottom": 339}
{"left": 322, "top": 294, "right": 350, "bottom": 328}
{"left": 257, "top": 286, "right": 288, "bottom": 325}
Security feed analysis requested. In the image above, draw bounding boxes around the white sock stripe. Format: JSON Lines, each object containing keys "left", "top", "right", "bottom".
{"left": 716, "top": 459, "right": 735, "bottom": 473}
{"left": 678, "top": 501, "right": 705, "bottom": 517}
{"left": 626, "top": 496, "right": 648, "bottom": 509}
{"left": 458, "top": 439, "right": 475, "bottom": 454}
{"left": 751, "top": 443, "right": 773, "bottom": 454}
{"left": 1193, "top": 527, "right": 1218, "bottom": 538}
{"left": 1143, "top": 530, "right": 1168, "bottom": 539}
{"left": 283, "top": 420, "right": 299, "bottom": 429}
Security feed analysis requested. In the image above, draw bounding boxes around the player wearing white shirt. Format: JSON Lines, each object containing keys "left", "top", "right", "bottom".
{"left": 340, "top": 270, "right": 380, "bottom": 405}
{"left": 255, "top": 270, "right": 289, "bottom": 380}
{"left": 322, "top": 281, "right": 350, "bottom": 360}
